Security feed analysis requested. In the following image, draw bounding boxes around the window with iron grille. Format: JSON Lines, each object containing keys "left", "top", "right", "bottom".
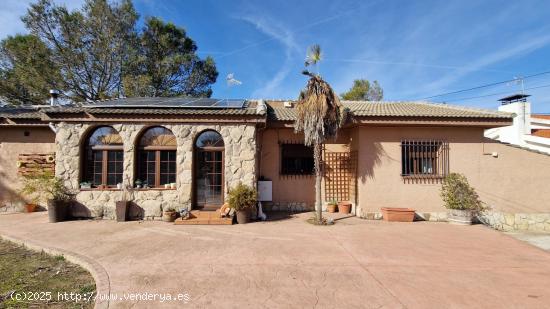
{"left": 280, "top": 144, "right": 314, "bottom": 175}
{"left": 401, "top": 140, "right": 448, "bottom": 178}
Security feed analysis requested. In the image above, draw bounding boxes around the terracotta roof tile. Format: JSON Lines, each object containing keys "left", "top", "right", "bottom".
{"left": 0, "top": 106, "right": 42, "bottom": 119}
{"left": 532, "top": 129, "right": 550, "bottom": 138}
{"left": 267, "top": 100, "right": 512, "bottom": 121}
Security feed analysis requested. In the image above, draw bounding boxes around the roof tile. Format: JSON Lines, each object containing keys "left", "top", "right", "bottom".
{"left": 267, "top": 100, "right": 512, "bottom": 121}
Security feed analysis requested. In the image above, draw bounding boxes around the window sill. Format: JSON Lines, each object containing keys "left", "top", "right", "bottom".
{"left": 401, "top": 175, "right": 444, "bottom": 179}
{"left": 134, "top": 188, "right": 176, "bottom": 191}
{"left": 79, "top": 188, "right": 177, "bottom": 192}
{"left": 280, "top": 174, "right": 314, "bottom": 177}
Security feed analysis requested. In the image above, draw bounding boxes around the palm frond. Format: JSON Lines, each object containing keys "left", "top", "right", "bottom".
{"left": 305, "top": 44, "right": 322, "bottom": 67}
{"left": 294, "top": 74, "right": 347, "bottom": 148}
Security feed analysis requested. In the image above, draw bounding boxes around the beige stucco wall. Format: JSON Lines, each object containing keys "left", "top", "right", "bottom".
{"left": 353, "top": 126, "right": 550, "bottom": 217}
{"left": 258, "top": 128, "right": 350, "bottom": 211}
{"left": 0, "top": 127, "right": 55, "bottom": 210}
{"left": 55, "top": 122, "right": 257, "bottom": 219}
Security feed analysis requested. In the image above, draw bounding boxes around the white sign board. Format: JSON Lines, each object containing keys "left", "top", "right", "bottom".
{"left": 257, "top": 181, "right": 272, "bottom": 202}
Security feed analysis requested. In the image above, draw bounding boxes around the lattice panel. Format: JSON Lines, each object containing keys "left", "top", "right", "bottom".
{"left": 323, "top": 151, "right": 357, "bottom": 202}
{"left": 17, "top": 153, "right": 55, "bottom": 176}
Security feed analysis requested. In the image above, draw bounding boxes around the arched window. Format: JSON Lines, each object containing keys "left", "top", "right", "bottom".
{"left": 137, "top": 126, "right": 177, "bottom": 188}
{"left": 195, "top": 130, "right": 225, "bottom": 148}
{"left": 83, "top": 126, "right": 124, "bottom": 188}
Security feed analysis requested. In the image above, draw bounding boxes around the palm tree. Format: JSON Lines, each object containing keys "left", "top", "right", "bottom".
{"left": 295, "top": 45, "right": 348, "bottom": 224}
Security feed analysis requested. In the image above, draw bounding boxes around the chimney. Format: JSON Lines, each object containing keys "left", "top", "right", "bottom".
{"left": 49, "top": 89, "right": 60, "bottom": 106}
{"left": 497, "top": 93, "right": 532, "bottom": 144}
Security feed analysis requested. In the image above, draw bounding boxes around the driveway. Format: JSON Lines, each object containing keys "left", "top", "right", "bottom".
{"left": 1, "top": 212, "right": 550, "bottom": 308}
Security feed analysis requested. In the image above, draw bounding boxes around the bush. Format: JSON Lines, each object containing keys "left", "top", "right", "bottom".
{"left": 440, "top": 173, "right": 483, "bottom": 211}
{"left": 19, "top": 172, "right": 72, "bottom": 204}
{"left": 228, "top": 182, "right": 257, "bottom": 212}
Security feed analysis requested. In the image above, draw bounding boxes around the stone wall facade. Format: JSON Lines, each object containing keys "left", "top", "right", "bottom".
{"left": 361, "top": 211, "right": 550, "bottom": 232}
{"left": 55, "top": 122, "right": 257, "bottom": 219}
{"left": 478, "top": 212, "right": 550, "bottom": 232}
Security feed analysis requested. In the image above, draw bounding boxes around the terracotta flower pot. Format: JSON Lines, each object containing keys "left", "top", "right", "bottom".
{"left": 338, "top": 202, "right": 352, "bottom": 214}
{"left": 327, "top": 204, "right": 337, "bottom": 213}
{"left": 381, "top": 207, "right": 415, "bottom": 222}
{"left": 162, "top": 211, "right": 177, "bottom": 222}
{"left": 25, "top": 204, "right": 37, "bottom": 213}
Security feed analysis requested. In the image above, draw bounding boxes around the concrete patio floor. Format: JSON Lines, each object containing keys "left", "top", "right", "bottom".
{"left": 1, "top": 212, "right": 550, "bottom": 308}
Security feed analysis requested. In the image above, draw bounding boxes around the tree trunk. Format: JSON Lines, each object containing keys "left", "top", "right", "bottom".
{"left": 314, "top": 143, "right": 323, "bottom": 223}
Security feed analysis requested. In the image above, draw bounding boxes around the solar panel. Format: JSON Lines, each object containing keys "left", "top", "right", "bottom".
{"left": 85, "top": 98, "right": 246, "bottom": 109}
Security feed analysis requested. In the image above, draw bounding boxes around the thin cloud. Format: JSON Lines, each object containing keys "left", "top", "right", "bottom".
{"left": 239, "top": 15, "right": 299, "bottom": 98}
{"left": 0, "top": 0, "right": 84, "bottom": 39}
{"left": 226, "top": 73, "right": 242, "bottom": 86}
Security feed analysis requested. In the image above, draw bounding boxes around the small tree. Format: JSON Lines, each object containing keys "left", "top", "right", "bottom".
{"left": 341, "top": 79, "right": 383, "bottom": 101}
{"left": 19, "top": 171, "right": 71, "bottom": 205}
{"left": 440, "top": 173, "right": 483, "bottom": 212}
{"left": 295, "top": 44, "right": 349, "bottom": 224}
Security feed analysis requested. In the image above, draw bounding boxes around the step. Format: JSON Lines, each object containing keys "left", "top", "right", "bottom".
{"left": 174, "top": 210, "right": 232, "bottom": 225}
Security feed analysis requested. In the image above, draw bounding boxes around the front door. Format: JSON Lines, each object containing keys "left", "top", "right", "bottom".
{"left": 195, "top": 149, "right": 224, "bottom": 210}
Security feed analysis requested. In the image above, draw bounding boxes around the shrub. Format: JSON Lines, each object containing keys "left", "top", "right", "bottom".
{"left": 228, "top": 182, "right": 257, "bottom": 212}
{"left": 440, "top": 173, "right": 483, "bottom": 212}
{"left": 19, "top": 171, "right": 72, "bottom": 204}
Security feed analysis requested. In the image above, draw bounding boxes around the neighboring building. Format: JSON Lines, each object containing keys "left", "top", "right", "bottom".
{"left": 1, "top": 98, "right": 550, "bottom": 231}
{"left": 485, "top": 94, "right": 550, "bottom": 154}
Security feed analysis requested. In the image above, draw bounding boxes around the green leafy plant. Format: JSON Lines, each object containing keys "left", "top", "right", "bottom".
{"left": 440, "top": 173, "right": 483, "bottom": 212}
{"left": 327, "top": 200, "right": 337, "bottom": 206}
{"left": 19, "top": 171, "right": 71, "bottom": 204}
{"left": 228, "top": 182, "right": 257, "bottom": 212}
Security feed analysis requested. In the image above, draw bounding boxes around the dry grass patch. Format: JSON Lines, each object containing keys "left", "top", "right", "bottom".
{"left": 0, "top": 239, "right": 95, "bottom": 308}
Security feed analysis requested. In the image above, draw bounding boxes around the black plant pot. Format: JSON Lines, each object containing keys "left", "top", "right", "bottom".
{"left": 47, "top": 199, "right": 67, "bottom": 223}
{"left": 116, "top": 201, "right": 129, "bottom": 222}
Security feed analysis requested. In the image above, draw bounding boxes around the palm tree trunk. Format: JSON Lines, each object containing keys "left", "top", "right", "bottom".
{"left": 314, "top": 142, "right": 323, "bottom": 223}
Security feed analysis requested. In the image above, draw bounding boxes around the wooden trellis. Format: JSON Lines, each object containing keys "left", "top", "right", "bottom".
{"left": 17, "top": 153, "right": 55, "bottom": 177}
{"left": 323, "top": 151, "right": 357, "bottom": 202}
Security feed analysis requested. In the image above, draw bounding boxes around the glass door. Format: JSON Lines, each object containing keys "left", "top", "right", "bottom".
{"left": 195, "top": 150, "right": 223, "bottom": 209}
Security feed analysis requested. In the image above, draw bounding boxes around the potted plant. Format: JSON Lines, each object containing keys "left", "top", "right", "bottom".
{"left": 338, "top": 201, "right": 352, "bottom": 214}
{"left": 440, "top": 173, "right": 484, "bottom": 225}
{"left": 228, "top": 182, "right": 257, "bottom": 224}
{"left": 19, "top": 172, "right": 72, "bottom": 222}
{"left": 326, "top": 200, "right": 337, "bottom": 213}
{"left": 80, "top": 181, "right": 92, "bottom": 189}
{"left": 19, "top": 174, "right": 43, "bottom": 213}
{"left": 162, "top": 206, "right": 177, "bottom": 222}
{"left": 116, "top": 176, "right": 134, "bottom": 222}
{"left": 135, "top": 179, "right": 142, "bottom": 189}
{"left": 46, "top": 177, "right": 72, "bottom": 223}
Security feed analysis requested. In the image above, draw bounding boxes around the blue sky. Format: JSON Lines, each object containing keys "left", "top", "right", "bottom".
{"left": 2, "top": 0, "right": 550, "bottom": 112}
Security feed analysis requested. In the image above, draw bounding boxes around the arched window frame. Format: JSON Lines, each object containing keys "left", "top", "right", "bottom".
{"left": 195, "top": 129, "right": 225, "bottom": 150}
{"left": 136, "top": 126, "right": 177, "bottom": 188}
{"left": 82, "top": 126, "right": 124, "bottom": 189}
{"left": 193, "top": 130, "right": 225, "bottom": 209}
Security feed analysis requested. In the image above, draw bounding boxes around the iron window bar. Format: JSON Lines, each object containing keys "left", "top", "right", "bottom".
{"left": 401, "top": 140, "right": 449, "bottom": 179}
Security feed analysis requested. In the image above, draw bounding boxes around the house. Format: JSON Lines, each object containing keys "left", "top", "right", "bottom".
{"left": 485, "top": 94, "right": 550, "bottom": 154}
{"left": 1, "top": 97, "right": 549, "bottom": 231}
